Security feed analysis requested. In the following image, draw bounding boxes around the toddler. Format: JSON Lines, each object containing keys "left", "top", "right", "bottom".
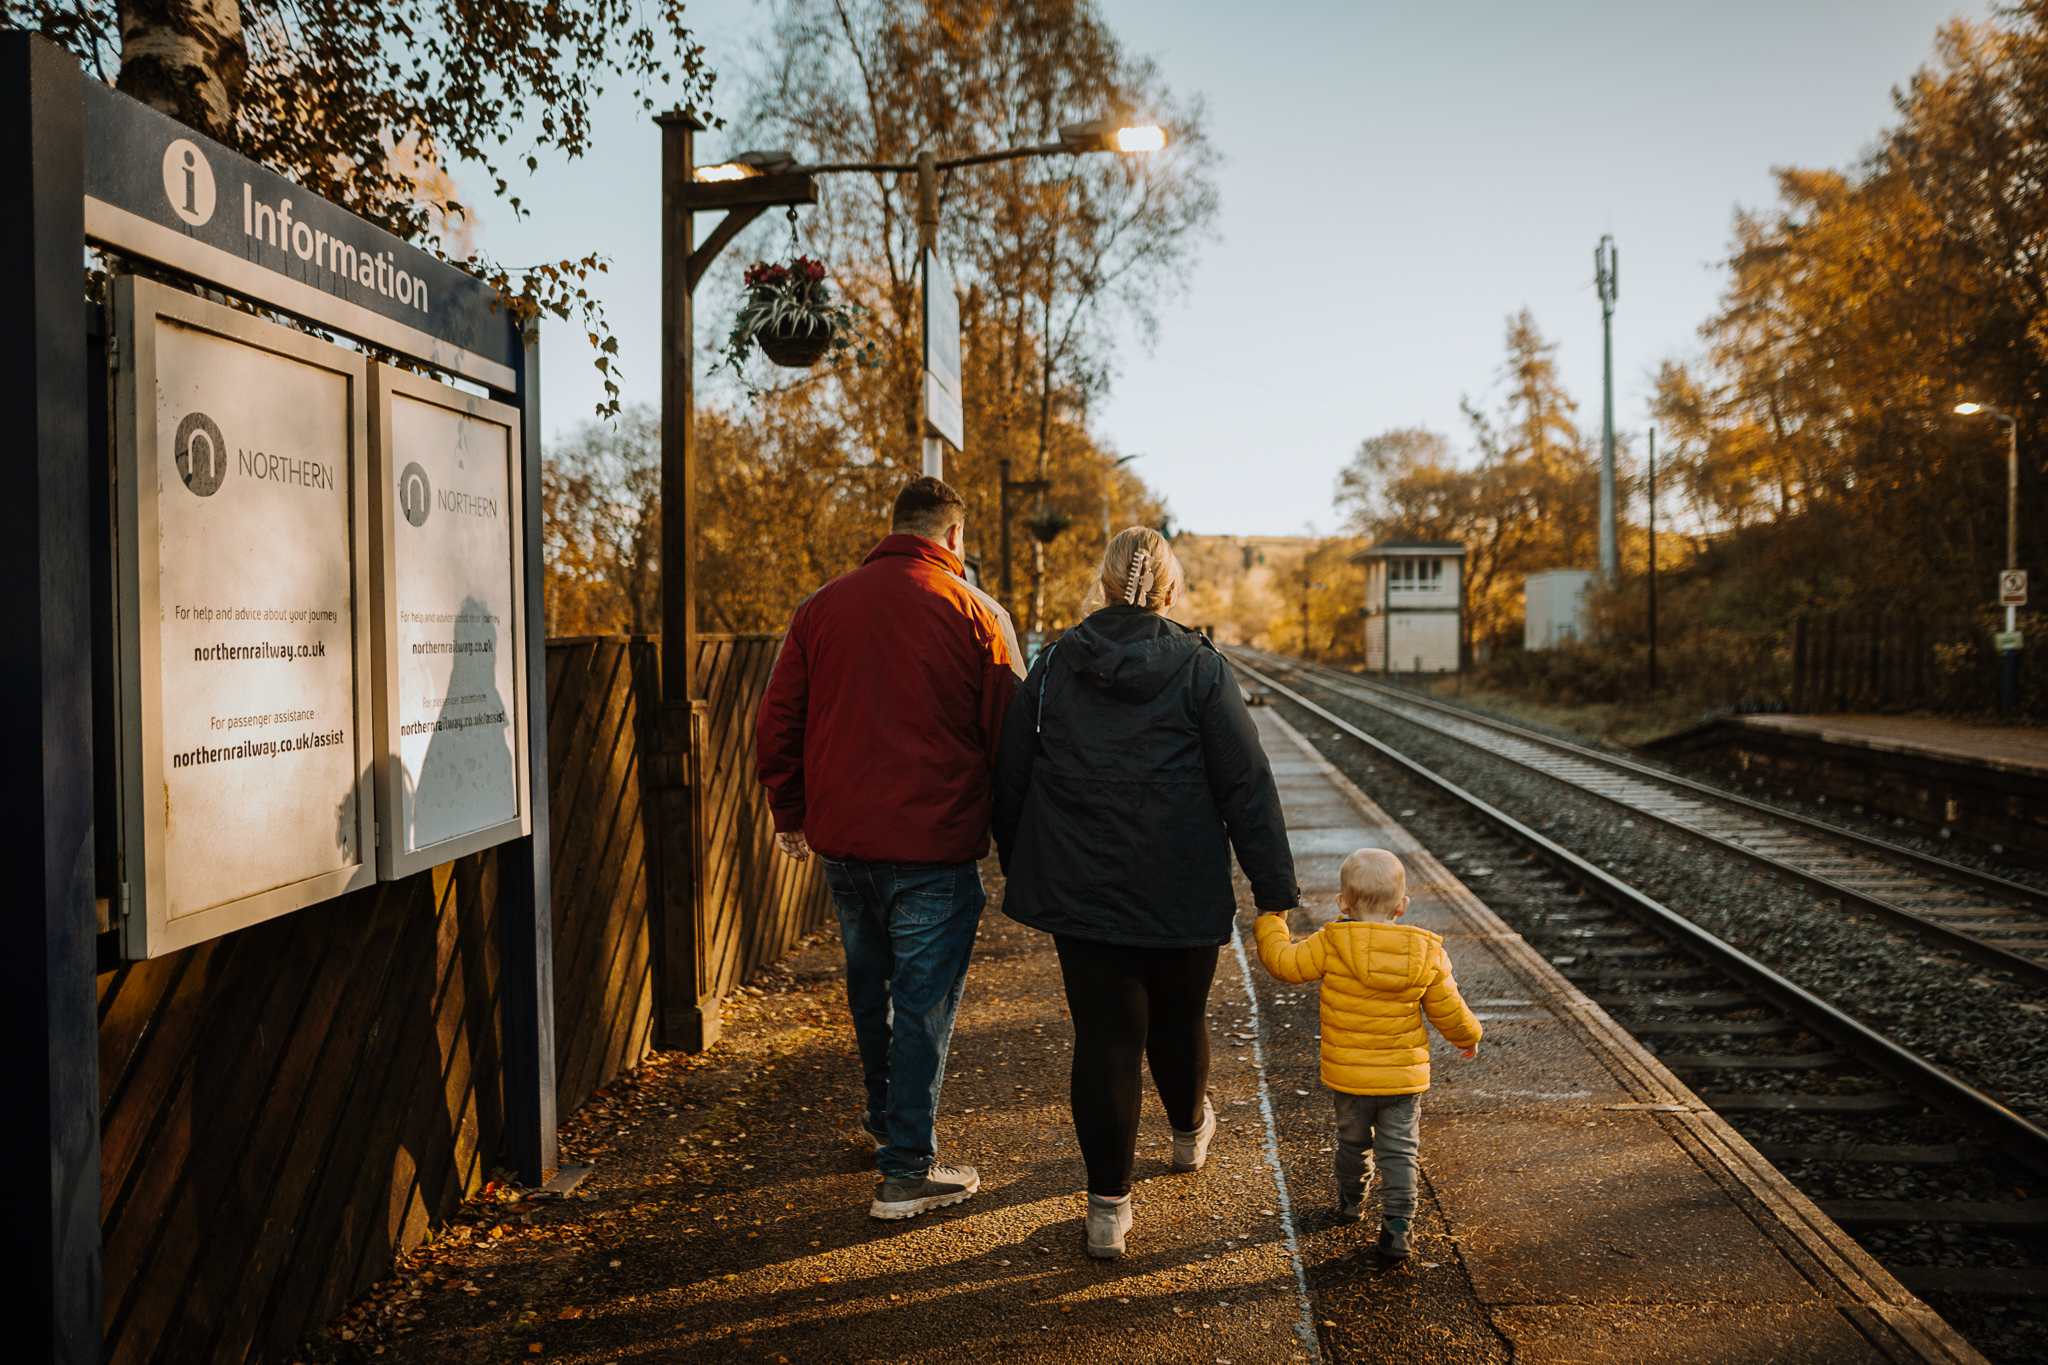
{"left": 1256, "top": 847, "right": 1481, "bottom": 1258}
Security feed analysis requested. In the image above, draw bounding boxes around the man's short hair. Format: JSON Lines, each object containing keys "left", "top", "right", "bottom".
{"left": 892, "top": 476, "right": 967, "bottom": 539}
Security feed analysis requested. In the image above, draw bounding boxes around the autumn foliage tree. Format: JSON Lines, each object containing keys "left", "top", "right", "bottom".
{"left": 9, "top": 0, "right": 717, "bottom": 415}
{"left": 683, "top": 0, "right": 1214, "bottom": 635}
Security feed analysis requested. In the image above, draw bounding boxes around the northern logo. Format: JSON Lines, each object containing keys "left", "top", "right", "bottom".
{"left": 175, "top": 412, "right": 227, "bottom": 497}
{"left": 162, "top": 139, "right": 217, "bottom": 227}
{"left": 399, "top": 463, "right": 433, "bottom": 527}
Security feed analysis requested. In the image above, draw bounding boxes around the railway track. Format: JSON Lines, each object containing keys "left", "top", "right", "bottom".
{"left": 1227, "top": 651, "right": 2048, "bottom": 1345}
{"left": 1233, "top": 647, "right": 2048, "bottom": 989}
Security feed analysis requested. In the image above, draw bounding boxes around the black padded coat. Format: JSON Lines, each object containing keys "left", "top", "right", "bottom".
{"left": 991, "top": 607, "right": 1298, "bottom": 947}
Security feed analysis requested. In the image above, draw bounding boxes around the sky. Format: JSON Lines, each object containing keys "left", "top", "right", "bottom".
{"left": 468, "top": 0, "right": 1993, "bottom": 537}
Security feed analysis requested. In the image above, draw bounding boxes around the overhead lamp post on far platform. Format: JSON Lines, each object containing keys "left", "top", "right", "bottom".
{"left": 1956, "top": 401, "right": 2025, "bottom": 715}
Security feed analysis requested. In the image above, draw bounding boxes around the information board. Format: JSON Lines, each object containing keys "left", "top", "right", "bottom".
{"left": 115, "top": 278, "right": 376, "bottom": 957}
{"left": 370, "top": 366, "right": 531, "bottom": 878}
{"left": 922, "top": 248, "right": 964, "bottom": 450}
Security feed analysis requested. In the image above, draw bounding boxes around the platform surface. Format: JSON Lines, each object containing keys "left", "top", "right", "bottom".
{"left": 1247, "top": 706, "right": 1984, "bottom": 1364}
{"left": 1734, "top": 713, "right": 2048, "bottom": 777}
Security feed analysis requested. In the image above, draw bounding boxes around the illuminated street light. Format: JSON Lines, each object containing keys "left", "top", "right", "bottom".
{"left": 1955, "top": 400, "right": 2023, "bottom": 714}
{"left": 1056, "top": 118, "right": 1169, "bottom": 154}
{"left": 692, "top": 149, "right": 796, "bottom": 183}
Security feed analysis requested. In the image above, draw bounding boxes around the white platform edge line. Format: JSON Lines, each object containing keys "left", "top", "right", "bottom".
{"left": 1229, "top": 925, "right": 1325, "bottom": 1365}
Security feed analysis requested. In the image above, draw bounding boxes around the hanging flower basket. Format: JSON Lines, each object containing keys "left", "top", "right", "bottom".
{"left": 717, "top": 255, "right": 881, "bottom": 393}
{"left": 756, "top": 319, "right": 834, "bottom": 367}
{"left": 1024, "top": 509, "right": 1074, "bottom": 544}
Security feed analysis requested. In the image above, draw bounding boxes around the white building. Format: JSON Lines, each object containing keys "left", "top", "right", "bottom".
{"left": 1524, "top": 569, "right": 1596, "bottom": 649}
{"left": 1352, "top": 541, "right": 1465, "bottom": 674}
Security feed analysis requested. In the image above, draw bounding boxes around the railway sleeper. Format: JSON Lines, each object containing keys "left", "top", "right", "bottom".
{"left": 1752, "top": 1141, "right": 2001, "bottom": 1165}
{"left": 1660, "top": 1050, "right": 1850, "bottom": 1070}
{"left": 1628, "top": 1018, "right": 1801, "bottom": 1035}
{"left": 1702, "top": 1090, "right": 1919, "bottom": 1114}
{"left": 1890, "top": 1265, "right": 2048, "bottom": 1303}
{"left": 1818, "top": 1198, "right": 2048, "bottom": 1231}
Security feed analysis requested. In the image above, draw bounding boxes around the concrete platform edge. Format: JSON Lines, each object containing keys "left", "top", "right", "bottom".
{"left": 1262, "top": 710, "right": 1989, "bottom": 1365}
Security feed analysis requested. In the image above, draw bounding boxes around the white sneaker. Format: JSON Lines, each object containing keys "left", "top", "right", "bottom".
{"left": 1086, "top": 1193, "right": 1132, "bottom": 1259}
{"left": 1171, "top": 1097, "right": 1217, "bottom": 1171}
{"left": 869, "top": 1163, "right": 980, "bottom": 1219}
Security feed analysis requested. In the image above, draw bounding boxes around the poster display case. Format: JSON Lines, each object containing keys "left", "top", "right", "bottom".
{"left": 112, "top": 276, "right": 377, "bottom": 957}
{"left": 369, "top": 365, "right": 531, "bottom": 878}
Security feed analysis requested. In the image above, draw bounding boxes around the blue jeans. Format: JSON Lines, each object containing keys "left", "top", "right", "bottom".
{"left": 821, "top": 857, "right": 986, "bottom": 1179}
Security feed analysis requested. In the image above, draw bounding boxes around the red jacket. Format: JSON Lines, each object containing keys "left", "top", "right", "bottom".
{"left": 756, "top": 536, "right": 1018, "bottom": 864}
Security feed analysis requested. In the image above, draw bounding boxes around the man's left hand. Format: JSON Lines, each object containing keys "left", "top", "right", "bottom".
{"left": 776, "top": 830, "right": 812, "bottom": 862}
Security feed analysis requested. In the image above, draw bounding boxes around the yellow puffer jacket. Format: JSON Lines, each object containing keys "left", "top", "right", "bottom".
{"left": 1256, "top": 915, "right": 1482, "bottom": 1096}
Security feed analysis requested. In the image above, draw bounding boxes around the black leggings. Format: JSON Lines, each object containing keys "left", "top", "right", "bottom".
{"left": 1053, "top": 936, "right": 1219, "bottom": 1197}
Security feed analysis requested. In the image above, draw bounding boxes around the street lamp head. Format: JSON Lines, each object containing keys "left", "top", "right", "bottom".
{"left": 693, "top": 149, "right": 797, "bottom": 182}
{"left": 1058, "top": 119, "right": 1168, "bottom": 154}
{"left": 1955, "top": 402, "right": 1983, "bottom": 414}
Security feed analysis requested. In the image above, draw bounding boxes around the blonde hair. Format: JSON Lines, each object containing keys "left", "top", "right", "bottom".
{"left": 1082, "top": 526, "right": 1185, "bottom": 614}
{"left": 1339, "top": 849, "right": 1407, "bottom": 920}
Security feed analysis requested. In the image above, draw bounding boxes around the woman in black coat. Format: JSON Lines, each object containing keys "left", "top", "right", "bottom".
{"left": 992, "top": 526, "right": 1298, "bottom": 1260}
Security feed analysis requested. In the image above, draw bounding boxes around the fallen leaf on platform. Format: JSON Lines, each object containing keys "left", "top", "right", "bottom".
{"left": 557, "top": 1307, "right": 584, "bottom": 1319}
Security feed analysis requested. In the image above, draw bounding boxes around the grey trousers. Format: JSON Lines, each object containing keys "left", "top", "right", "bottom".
{"left": 1332, "top": 1090, "right": 1421, "bottom": 1219}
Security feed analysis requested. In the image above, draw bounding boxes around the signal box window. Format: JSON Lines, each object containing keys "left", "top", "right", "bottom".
{"left": 1389, "top": 559, "right": 1443, "bottom": 592}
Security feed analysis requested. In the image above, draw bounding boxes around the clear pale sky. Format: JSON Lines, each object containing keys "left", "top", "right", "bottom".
{"left": 471, "top": 0, "right": 1990, "bottom": 536}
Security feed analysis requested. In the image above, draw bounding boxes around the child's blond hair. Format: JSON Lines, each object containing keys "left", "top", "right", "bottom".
{"left": 1339, "top": 848, "right": 1407, "bottom": 921}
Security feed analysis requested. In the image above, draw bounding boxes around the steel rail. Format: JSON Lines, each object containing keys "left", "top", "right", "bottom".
{"left": 1237, "top": 649, "right": 2048, "bottom": 990}
{"left": 1234, "top": 659, "right": 2048, "bottom": 1178}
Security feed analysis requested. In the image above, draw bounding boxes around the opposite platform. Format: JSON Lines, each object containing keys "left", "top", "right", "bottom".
{"left": 1243, "top": 705, "right": 1987, "bottom": 1364}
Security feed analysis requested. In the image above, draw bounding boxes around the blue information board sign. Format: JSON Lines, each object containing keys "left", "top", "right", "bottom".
{"left": 82, "top": 80, "right": 520, "bottom": 390}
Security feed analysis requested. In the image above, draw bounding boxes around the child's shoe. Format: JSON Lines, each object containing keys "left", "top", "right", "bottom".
{"left": 1171, "top": 1097, "right": 1217, "bottom": 1171}
{"left": 1375, "top": 1215, "right": 1412, "bottom": 1259}
{"left": 1086, "top": 1193, "right": 1132, "bottom": 1259}
{"left": 1335, "top": 1185, "right": 1365, "bottom": 1223}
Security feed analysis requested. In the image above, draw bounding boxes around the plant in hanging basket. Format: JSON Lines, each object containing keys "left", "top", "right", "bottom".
{"left": 1023, "top": 509, "right": 1074, "bottom": 544}
{"left": 717, "top": 255, "right": 881, "bottom": 391}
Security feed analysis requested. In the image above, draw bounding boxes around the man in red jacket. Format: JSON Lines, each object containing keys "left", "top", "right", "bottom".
{"left": 756, "top": 476, "right": 1019, "bottom": 1219}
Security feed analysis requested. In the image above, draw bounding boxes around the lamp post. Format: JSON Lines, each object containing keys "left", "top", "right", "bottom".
{"left": 1595, "top": 235, "right": 1619, "bottom": 585}
{"left": 1302, "top": 579, "right": 1326, "bottom": 661}
{"left": 1955, "top": 401, "right": 2023, "bottom": 714}
{"left": 649, "top": 114, "right": 1162, "bottom": 1050}
{"left": 1647, "top": 424, "right": 1658, "bottom": 689}
{"left": 1102, "top": 452, "right": 1145, "bottom": 541}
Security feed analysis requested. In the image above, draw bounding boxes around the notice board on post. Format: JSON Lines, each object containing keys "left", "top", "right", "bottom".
{"left": 370, "top": 365, "right": 531, "bottom": 878}
{"left": 112, "top": 276, "right": 377, "bottom": 958}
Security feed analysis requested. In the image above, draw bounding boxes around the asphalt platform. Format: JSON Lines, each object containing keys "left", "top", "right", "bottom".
{"left": 331, "top": 710, "right": 1989, "bottom": 1365}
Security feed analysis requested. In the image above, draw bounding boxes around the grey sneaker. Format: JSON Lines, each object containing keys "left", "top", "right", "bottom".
{"left": 870, "top": 1163, "right": 980, "bottom": 1220}
{"left": 856, "top": 1110, "right": 886, "bottom": 1155}
{"left": 1171, "top": 1097, "right": 1217, "bottom": 1171}
{"left": 1086, "top": 1193, "right": 1132, "bottom": 1259}
{"left": 1376, "top": 1215, "right": 1412, "bottom": 1259}
{"left": 1335, "top": 1186, "right": 1365, "bottom": 1224}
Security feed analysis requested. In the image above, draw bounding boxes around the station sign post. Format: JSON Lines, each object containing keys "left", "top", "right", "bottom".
{"left": 1997, "top": 570, "right": 2026, "bottom": 715}
{"left": 922, "top": 248, "right": 964, "bottom": 472}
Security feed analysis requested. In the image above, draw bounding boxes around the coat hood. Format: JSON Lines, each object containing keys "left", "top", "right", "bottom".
{"left": 1326, "top": 920, "right": 1442, "bottom": 992}
{"left": 1055, "top": 606, "right": 1207, "bottom": 703}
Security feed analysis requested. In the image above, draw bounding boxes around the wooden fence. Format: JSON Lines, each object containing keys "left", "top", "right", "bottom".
{"left": 1790, "top": 614, "right": 1989, "bottom": 714}
{"left": 97, "top": 632, "right": 827, "bottom": 1364}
